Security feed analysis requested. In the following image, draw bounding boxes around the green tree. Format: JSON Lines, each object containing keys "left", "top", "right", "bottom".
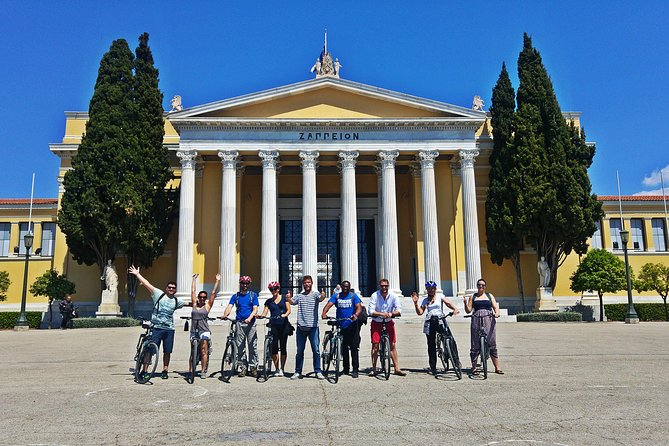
{"left": 570, "top": 249, "right": 627, "bottom": 321}
{"left": 30, "top": 270, "right": 76, "bottom": 328}
{"left": 634, "top": 263, "right": 669, "bottom": 321}
{"left": 120, "top": 33, "right": 178, "bottom": 317}
{"left": 509, "top": 33, "right": 603, "bottom": 289}
{"left": 0, "top": 271, "right": 9, "bottom": 301}
{"left": 486, "top": 62, "right": 527, "bottom": 311}
{"left": 58, "top": 39, "right": 137, "bottom": 278}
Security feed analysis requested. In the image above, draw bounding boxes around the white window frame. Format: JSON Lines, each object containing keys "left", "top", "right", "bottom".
{"left": 651, "top": 218, "right": 667, "bottom": 252}
{"left": 591, "top": 220, "right": 603, "bottom": 250}
{"left": 630, "top": 218, "right": 645, "bottom": 251}
{"left": 609, "top": 218, "right": 622, "bottom": 250}
{"left": 40, "top": 222, "right": 56, "bottom": 257}
{"left": 0, "top": 223, "right": 10, "bottom": 257}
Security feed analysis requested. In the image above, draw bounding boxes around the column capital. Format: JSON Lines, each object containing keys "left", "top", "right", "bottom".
{"left": 409, "top": 163, "right": 421, "bottom": 178}
{"left": 258, "top": 150, "right": 280, "bottom": 169}
{"left": 417, "top": 150, "right": 439, "bottom": 169}
{"left": 338, "top": 150, "right": 359, "bottom": 170}
{"left": 459, "top": 149, "right": 480, "bottom": 169}
{"left": 377, "top": 150, "right": 399, "bottom": 168}
{"left": 177, "top": 150, "right": 197, "bottom": 169}
{"left": 299, "top": 150, "right": 319, "bottom": 169}
{"left": 218, "top": 150, "right": 239, "bottom": 169}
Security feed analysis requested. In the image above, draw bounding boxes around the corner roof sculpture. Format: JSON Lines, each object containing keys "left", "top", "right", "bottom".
{"left": 310, "top": 30, "right": 341, "bottom": 78}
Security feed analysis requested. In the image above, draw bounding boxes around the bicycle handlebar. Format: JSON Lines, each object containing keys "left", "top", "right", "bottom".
{"left": 180, "top": 316, "right": 216, "bottom": 321}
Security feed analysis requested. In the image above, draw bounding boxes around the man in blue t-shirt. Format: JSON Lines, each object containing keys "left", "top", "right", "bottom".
{"left": 321, "top": 280, "right": 362, "bottom": 378}
{"left": 223, "top": 275, "right": 259, "bottom": 377}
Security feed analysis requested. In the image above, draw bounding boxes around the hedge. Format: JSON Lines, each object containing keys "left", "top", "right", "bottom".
{"left": 604, "top": 303, "right": 668, "bottom": 322}
{"left": 0, "top": 312, "right": 43, "bottom": 329}
{"left": 72, "top": 317, "right": 141, "bottom": 329}
{"left": 516, "top": 312, "right": 582, "bottom": 322}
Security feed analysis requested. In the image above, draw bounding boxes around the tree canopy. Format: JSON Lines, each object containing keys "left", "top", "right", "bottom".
{"left": 30, "top": 269, "right": 76, "bottom": 303}
{"left": 570, "top": 249, "right": 627, "bottom": 321}
{"left": 0, "top": 271, "right": 9, "bottom": 301}
{"left": 634, "top": 262, "right": 669, "bottom": 321}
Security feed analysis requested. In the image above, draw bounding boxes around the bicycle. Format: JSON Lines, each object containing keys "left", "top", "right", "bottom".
{"left": 218, "top": 317, "right": 240, "bottom": 382}
{"left": 434, "top": 312, "right": 462, "bottom": 379}
{"left": 321, "top": 317, "right": 351, "bottom": 383}
{"left": 180, "top": 316, "right": 216, "bottom": 384}
{"left": 132, "top": 320, "right": 159, "bottom": 384}
{"left": 376, "top": 316, "right": 399, "bottom": 381}
{"left": 464, "top": 312, "right": 494, "bottom": 379}
{"left": 256, "top": 315, "right": 282, "bottom": 382}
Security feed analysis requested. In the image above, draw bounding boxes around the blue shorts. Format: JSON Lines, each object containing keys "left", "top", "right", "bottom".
{"left": 151, "top": 328, "right": 175, "bottom": 354}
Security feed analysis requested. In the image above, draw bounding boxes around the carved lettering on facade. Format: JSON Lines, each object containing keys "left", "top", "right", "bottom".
{"left": 298, "top": 132, "right": 360, "bottom": 141}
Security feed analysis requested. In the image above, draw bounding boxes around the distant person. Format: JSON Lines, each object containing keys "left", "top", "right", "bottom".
{"left": 59, "top": 295, "right": 75, "bottom": 329}
{"left": 464, "top": 278, "right": 503, "bottom": 375}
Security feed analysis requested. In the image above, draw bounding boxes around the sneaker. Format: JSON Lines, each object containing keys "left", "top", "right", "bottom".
{"left": 351, "top": 371, "right": 359, "bottom": 379}
{"left": 250, "top": 367, "right": 258, "bottom": 378}
{"left": 315, "top": 372, "right": 325, "bottom": 380}
{"left": 430, "top": 368, "right": 438, "bottom": 375}
{"left": 291, "top": 372, "right": 302, "bottom": 380}
{"left": 342, "top": 369, "right": 350, "bottom": 376}
{"left": 161, "top": 370, "right": 168, "bottom": 379}
{"left": 238, "top": 368, "right": 247, "bottom": 378}
{"left": 368, "top": 370, "right": 377, "bottom": 377}
{"left": 141, "top": 372, "right": 151, "bottom": 381}
{"left": 274, "top": 369, "right": 284, "bottom": 377}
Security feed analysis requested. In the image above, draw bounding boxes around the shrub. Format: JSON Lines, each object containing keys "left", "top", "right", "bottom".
{"left": 604, "top": 303, "right": 668, "bottom": 322}
{"left": 0, "top": 271, "right": 9, "bottom": 301}
{"left": 72, "top": 317, "right": 141, "bottom": 329}
{"left": 0, "top": 312, "right": 43, "bottom": 329}
{"left": 516, "top": 312, "right": 582, "bottom": 322}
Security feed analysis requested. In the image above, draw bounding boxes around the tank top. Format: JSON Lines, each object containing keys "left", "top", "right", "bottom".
{"left": 191, "top": 305, "right": 210, "bottom": 333}
{"left": 421, "top": 297, "right": 444, "bottom": 319}
{"left": 472, "top": 293, "right": 493, "bottom": 312}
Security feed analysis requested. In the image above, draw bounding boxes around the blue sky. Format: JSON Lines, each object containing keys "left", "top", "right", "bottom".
{"left": 2, "top": 0, "right": 668, "bottom": 199}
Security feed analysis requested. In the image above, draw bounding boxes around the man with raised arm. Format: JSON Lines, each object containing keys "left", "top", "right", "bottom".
{"left": 128, "top": 265, "right": 188, "bottom": 379}
{"left": 368, "top": 278, "right": 406, "bottom": 377}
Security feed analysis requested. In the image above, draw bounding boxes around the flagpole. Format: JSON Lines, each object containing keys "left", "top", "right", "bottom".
{"left": 28, "top": 173, "right": 35, "bottom": 233}
{"left": 616, "top": 170, "right": 624, "bottom": 231}
{"left": 662, "top": 171, "right": 668, "bottom": 243}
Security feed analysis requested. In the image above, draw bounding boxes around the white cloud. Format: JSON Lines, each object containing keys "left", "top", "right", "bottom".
{"left": 633, "top": 189, "right": 665, "bottom": 196}
{"left": 642, "top": 164, "right": 669, "bottom": 187}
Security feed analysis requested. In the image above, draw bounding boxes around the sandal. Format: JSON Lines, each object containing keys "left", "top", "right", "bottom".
{"left": 470, "top": 368, "right": 480, "bottom": 376}
{"left": 495, "top": 369, "right": 505, "bottom": 375}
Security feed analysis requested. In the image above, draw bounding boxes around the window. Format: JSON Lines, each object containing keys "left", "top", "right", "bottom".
{"left": 591, "top": 220, "right": 603, "bottom": 249}
{"left": 18, "top": 222, "right": 33, "bottom": 255}
{"left": 651, "top": 218, "right": 667, "bottom": 252}
{"left": 609, "top": 219, "right": 622, "bottom": 250}
{"left": 40, "top": 222, "right": 56, "bottom": 256}
{"left": 630, "top": 218, "right": 645, "bottom": 251}
{"left": 0, "top": 223, "right": 10, "bottom": 257}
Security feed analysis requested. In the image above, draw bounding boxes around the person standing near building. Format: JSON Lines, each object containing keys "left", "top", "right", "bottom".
{"left": 223, "top": 276, "right": 259, "bottom": 378}
{"left": 128, "top": 265, "right": 188, "bottom": 379}
{"left": 59, "top": 295, "right": 75, "bottom": 329}
{"left": 259, "top": 281, "right": 291, "bottom": 377}
{"left": 189, "top": 273, "right": 220, "bottom": 378}
{"left": 288, "top": 275, "right": 326, "bottom": 380}
{"left": 368, "top": 278, "right": 406, "bottom": 376}
{"left": 321, "top": 280, "right": 362, "bottom": 378}
{"left": 464, "top": 278, "right": 504, "bottom": 375}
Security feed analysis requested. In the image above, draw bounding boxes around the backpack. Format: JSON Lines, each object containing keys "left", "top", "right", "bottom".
{"left": 358, "top": 305, "right": 369, "bottom": 325}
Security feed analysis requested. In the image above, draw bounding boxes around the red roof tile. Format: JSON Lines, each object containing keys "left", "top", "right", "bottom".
{"left": 0, "top": 198, "right": 58, "bottom": 205}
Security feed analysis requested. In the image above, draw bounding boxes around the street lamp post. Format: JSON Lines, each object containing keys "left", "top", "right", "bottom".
{"left": 619, "top": 229, "right": 639, "bottom": 324}
{"left": 14, "top": 231, "right": 34, "bottom": 330}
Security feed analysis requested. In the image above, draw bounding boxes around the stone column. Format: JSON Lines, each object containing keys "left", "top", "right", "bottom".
{"left": 218, "top": 150, "right": 239, "bottom": 296}
{"left": 300, "top": 150, "right": 319, "bottom": 281}
{"left": 418, "top": 150, "right": 442, "bottom": 294}
{"left": 376, "top": 165, "right": 385, "bottom": 281}
{"left": 339, "top": 151, "right": 359, "bottom": 291}
{"left": 460, "top": 149, "right": 482, "bottom": 294}
{"left": 378, "top": 150, "right": 401, "bottom": 295}
{"left": 259, "top": 150, "right": 279, "bottom": 298}
{"left": 176, "top": 150, "right": 197, "bottom": 298}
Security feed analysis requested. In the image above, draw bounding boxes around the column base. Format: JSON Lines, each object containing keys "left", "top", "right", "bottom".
{"left": 96, "top": 303, "right": 122, "bottom": 318}
{"left": 534, "top": 287, "right": 558, "bottom": 312}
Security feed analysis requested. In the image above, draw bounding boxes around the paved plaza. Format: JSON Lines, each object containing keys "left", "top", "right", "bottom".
{"left": 0, "top": 320, "right": 667, "bottom": 446}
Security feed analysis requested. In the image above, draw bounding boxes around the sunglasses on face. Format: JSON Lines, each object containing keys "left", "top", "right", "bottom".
{"left": 241, "top": 282, "right": 250, "bottom": 285}
{"left": 270, "top": 287, "right": 280, "bottom": 292}
{"left": 167, "top": 286, "right": 176, "bottom": 290}
{"left": 477, "top": 284, "right": 486, "bottom": 288}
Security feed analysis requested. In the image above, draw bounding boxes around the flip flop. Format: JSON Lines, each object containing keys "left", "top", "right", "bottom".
{"left": 394, "top": 370, "right": 407, "bottom": 376}
{"left": 495, "top": 370, "right": 505, "bottom": 375}
{"left": 470, "top": 369, "right": 480, "bottom": 376}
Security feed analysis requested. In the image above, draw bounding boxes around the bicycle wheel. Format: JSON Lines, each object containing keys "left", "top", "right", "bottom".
{"left": 480, "top": 334, "right": 488, "bottom": 379}
{"left": 380, "top": 336, "right": 391, "bottom": 380}
{"left": 188, "top": 338, "right": 198, "bottom": 384}
{"left": 332, "top": 336, "right": 341, "bottom": 384}
{"left": 262, "top": 336, "right": 273, "bottom": 381}
{"left": 135, "top": 342, "right": 159, "bottom": 384}
{"left": 446, "top": 337, "right": 462, "bottom": 380}
{"left": 322, "top": 332, "right": 333, "bottom": 376}
{"left": 436, "top": 333, "right": 448, "bottom": 373}
{"left": 134, "top": 334, "right": 146, "bottom": 361}
{"left": 220, "top": 339, "right": 235, "bottom": 382}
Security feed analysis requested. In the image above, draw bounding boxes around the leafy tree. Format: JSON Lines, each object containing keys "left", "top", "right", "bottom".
{"left": 634, "top": 263, "right": 669, "bottom": 321}
{"left": 0, "top": 271, "right": 9, "bottom": 301}
{"left": 58, "top": 39, "right": 137, "bottom": 277}
{"left": 486, "top": 62, "right": 527, "bottom": 311}
{"left": 509, "top": 33, "right": 603, "bottom": 289}
{"left": 120, "top": 33, "right": 178, "bottom": 317}
{"left": 30, "top": 270, "right": 76, "bottom": 328}
{"left": 570, "top": 249, "right": 627, "bottom": 321}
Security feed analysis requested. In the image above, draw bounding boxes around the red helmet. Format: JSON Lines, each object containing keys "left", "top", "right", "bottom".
{"left": 239, "top": 275, "right": 252, "bottom": 284}
{"left": 267, "top": 281, "right": 281, "bottom": 290}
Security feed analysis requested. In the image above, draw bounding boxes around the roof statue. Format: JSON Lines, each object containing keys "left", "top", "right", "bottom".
{"left": 310, "top": 30, "right": 340, "bottom": 78}
{"left": 472, "top": 95, "right": 485, "bottom": 111}
{"left": 170, "top": 95, "right": 183, "bottom": 112}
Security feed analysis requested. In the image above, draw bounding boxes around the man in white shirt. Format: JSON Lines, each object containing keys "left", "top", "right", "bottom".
{"left": 368, "top": 278, "right": 406, "bottom": 376}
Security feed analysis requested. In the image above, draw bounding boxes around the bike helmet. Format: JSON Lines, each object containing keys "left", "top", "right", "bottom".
{"left": 424, "top": 281, "right": 438, "bottom": 289}
{"left": 267, "top": 281, "right": 281, "bottom": 290}
{"left": 239, "top": 275, "right": 252, "bottom": 284}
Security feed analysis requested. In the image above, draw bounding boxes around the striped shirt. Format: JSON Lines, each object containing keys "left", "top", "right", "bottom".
{"left": 291, "top": 290, "right": 322, "bottom": 328}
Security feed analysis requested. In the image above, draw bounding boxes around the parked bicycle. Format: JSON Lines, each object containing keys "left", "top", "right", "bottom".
{"left": 132, "top": 320, "right": 159, "bottom": 384}
{"left": 181, "top": 316, "right": 216, "bottom": 384}
{"left": 435, "top": 312, "right": 462, "bottom": 379}
{"left": 464, "top": 312, "right": 494, "bottom": 379}
{"left": 377, "top": 316, "right": 399, "bottom": 380}
{"left": 321, "top": 317, "right": 351, "bottom": 383}
{"left": 218, "top": 317, "right": 240, "bottom": 382}
{"left": 256, "top": 315, "right": 282, "bottom": 382}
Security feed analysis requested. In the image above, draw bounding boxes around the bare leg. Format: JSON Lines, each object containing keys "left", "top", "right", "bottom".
{"left": 201, "top": 341, "right": 209, "bottom": 373}
{"left": 163, "top": 353, "right": 170, "bottom": 372}
{"left": 492, "top": 356, "right": 502, "bottom": 373}
{"left": 370, "top": 343, "right": 379, "bottom": 373}
{"left": 390, "top": 343, "right": 404, "bottom": 374}
{"left": 280, "top": 353, "right": 287, "bottom": 370}
{"left": 272, "top": 353, "right": 280, "bottom": 369}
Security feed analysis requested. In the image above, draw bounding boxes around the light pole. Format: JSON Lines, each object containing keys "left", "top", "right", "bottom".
{"left": 619, "top": 229, "right": 639, "bottom": 324}
{"left": 14, "top": 231, "right": 34, "bottom": 330}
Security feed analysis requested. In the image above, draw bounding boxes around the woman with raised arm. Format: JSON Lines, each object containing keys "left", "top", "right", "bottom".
{"left": 259, "top": 281, "right": 291, "bottom": 377}
{"left": 463, "top": 278, "right": 503, "bottom": 375}
{"left": 411, "top": 281, "right": 459, "bottom": 375}
{"left": 189, "top": 273, "right": 220, "bottom": 377}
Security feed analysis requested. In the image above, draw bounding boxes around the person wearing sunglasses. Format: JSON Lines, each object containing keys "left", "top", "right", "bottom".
{"left": 128, "top": 265, "right": 189, "bottom": 379}
{"left": 463, "top": 278, "right": 503, "bottom": 375}
{"left": 223, "top": 275, "right": 260, "bottom": 377}
{"left": 189, "top": 273, "right": 220, "bottom": 378}
{"left": 259, "top": 281, "right": 291, "bottom": 377}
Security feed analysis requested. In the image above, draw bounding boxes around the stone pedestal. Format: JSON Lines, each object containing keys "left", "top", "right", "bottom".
{"left": 534, "top": 287, "right": 558, "bottom": 312}
{"left": 580, "top": 292, "right": 603, "bottom": 321}
{"left": 96, "top": 290, "right": 121, "bottom": 318}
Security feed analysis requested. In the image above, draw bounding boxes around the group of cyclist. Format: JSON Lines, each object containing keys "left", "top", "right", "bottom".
{"left": 129, "top": 264, "right": 503, "bottom": 381}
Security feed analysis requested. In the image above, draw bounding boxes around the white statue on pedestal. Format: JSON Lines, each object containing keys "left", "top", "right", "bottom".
{"left": 97, "top": 259, "right": 121, "bottom": 317}
{"left": 537, "top": 256, "right": 550, "bottom": 288}
{"left": 102, "top": 259, "right": 118, "bottom": 295}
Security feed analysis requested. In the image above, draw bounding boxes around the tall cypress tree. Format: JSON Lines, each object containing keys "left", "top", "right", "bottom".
{"left": 485, "top": 62, "right": 526, "bottom": 311}
{"left": 509, "top": 34, "right": 602, "bottom": 289}
{"left": 58, "top": 39, "right": 137, "bottom": 278}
